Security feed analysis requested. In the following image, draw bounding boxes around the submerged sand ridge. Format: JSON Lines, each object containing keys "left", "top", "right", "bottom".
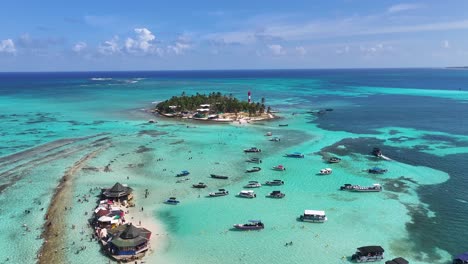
{"left": 37, "top": 144, "right": 110, "bottom": 264}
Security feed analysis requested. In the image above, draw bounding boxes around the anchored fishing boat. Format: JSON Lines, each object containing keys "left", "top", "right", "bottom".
{"left": 192, "top": 182, "right": 207, "bottom": 188}
{"left": 368, "top": 167, "right": 387, "bottom": 174}
{"left": 319, "top": 168, "right": 332, "bottom": 175}
{"left": 267, "top": 190, "right": 285, "bottom": 198}
{"left": 238, "top": 190, "right": 256, "bottom": 198}
{"left": 210, "top": 174, "right": 229, "bottom": 179}
{"left": 164, "top": 197, "right": 180, "bottom": 205}
{"left": 233, "top": 220, "right": 264, "bottom": 230}
{"left": 265, "top": 180, "right": 284, "bottom": 186}
{"left": 176, "top": 170, "right": 190, "bottom": 177}
{"left": 285, "top": 152, "right": 304, "bottom": 158}
{"left": 246, "top": 157, "right": 262, "bottom": 163}
{"left": 246, "top": 167, "right": 261, "bottom": 173}
{"left": 244, "top": 181, "right": 261, "bottom": 188}
{"left": 244, "top": 147, "right": 261, "bottom": 153}
{"left": 208, "top": 189, "right": 229, "bottom": 197}
{"left": 328, "top": 157, "right": 341, "bottom": 163}
{"left": 272, "top": 165, "right": 286, "bottom": 171}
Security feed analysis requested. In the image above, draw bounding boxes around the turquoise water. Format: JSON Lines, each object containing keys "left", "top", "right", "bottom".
{"left": 0, "top": 70, "right": 467, "bottom": 263}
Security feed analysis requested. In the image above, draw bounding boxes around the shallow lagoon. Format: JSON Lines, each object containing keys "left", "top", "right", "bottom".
{"left": 0, "top": 69, "right": 466, "bottom": 263}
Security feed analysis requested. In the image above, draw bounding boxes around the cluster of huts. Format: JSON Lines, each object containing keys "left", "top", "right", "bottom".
{"left": 92, "top": 182, "right": 151, "bottom": 262}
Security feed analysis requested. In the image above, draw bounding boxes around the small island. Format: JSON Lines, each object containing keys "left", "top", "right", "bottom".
{"left": 155, "top": 92, "right": 277, "bottom": 123}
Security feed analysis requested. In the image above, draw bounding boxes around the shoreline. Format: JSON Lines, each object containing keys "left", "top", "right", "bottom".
{"left": 37, "top": 146, "right": 108, "bottom": 264}
{"left": 152, "top": 109, "right": 280, "bottom": 124}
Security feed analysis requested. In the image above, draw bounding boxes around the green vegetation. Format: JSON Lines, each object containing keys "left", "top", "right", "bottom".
{"left": 156, "top": 92, "right": 270, "bottom": 116}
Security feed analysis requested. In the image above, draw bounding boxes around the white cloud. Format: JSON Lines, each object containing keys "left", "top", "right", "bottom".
{"left": 268, "top": 44, "right": 285, "bottom": 55}
{"left": 125, "top": 28, "right": 158, "bottom": 54}
{"left": 360, "top": 43, "right": 393, "bottom": 55}
{"left": 388, "top": 4, "right": 423, "bottom": 13}
{"left": 167, "top": 42, "right": 191, "bottom": 55}
{"left": 295, "top": 46, "right": 307, "bottom": 55}
{"left": 98, "top": 36, "right": 120, "bottom": 55}
{"left": 72, "top": 41, "right": 87, "bottom": 52}
{"left": 443, "top": 40, "right": 450, "bottom": 49}
{"left": 0, "top": 39, "right": 16, "bottom": 54}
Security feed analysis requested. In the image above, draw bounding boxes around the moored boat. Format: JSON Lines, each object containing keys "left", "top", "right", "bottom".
{"left": 246, "top": 167, "right": 261, "bottom": 173}
{"left": 265, "top": 132, "right": 272, "bottom": 136}
{"left": 210, "top": 174, "right": 229, "bottom": 179}
{"left": 328, "top": 157, "right": 341, "bottom": 163}
{"left": 319, "top": 168, "right": 332, "bottom": 175}
{"left": 368, "top": 167, "right": 387, "bottom": 174}
{"left": 265, "top": 180, "right": 284, "bottom": 186}
{"left": 246, "top": 157, "right": 262, "bottom": 163}
{"left": 244, "top": 181, "right": 261, "bottom": 188}
{"left": 272, "top": 165, "right": 286, "bottom": 171}
{"left": 299, "top": 210, "right": 327, "bottom": 223}
{"left": 244, "top": 147, "right": 261, "bottom": 153}
{"left": 192, "top": 182, "right": 207, "bottom": 188}
{"left": 278, "top": 124, "right": 288, "bottom": 127}
{"left": 209, "top": 189, "right": 229, "bottom": 197}
{"left": 340, "top": 183, "right": 382, "bottom": 192}
{"left": 164, "top": 197, "right": 180, "bottom": 205}
{"left": 270, "top": 137, "right": 281, "bottom": 142}
{"left": 372, "top": 147, "right": 383, "bottom": 157}
{"left": 385, "top": 257, "right": 409, "bottom": 264}
{"left": 285, "top": 152, "right": 304, "bottom": 158}
{"left": 267, "top": 190, "right": 285, "bottom": 198}
{"left": 351, "top": 246, "right": 385, "bottom": 262}
{"left": 233, "top": 220, "right": 264, "bottom": 230}
{"left": 238, "top": 190, "right": 256, "bottom": 198}
{"left": 176, "top": 170, "right": 190, "bottom": 177}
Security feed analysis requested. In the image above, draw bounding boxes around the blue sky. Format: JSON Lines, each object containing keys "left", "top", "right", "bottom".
{"left": 1, "top": 0, "right": 468, "bottom": 71}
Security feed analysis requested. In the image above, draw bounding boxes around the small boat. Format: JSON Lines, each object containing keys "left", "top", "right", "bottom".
{"left": 164, "top": 197, "right": 180, "bottom": 205}
{"left": 272, "top": 165, "right": 286, "bottom": 171}
{"left": 265, "top": 132, "right": 272, "bottom": 136}
{"left": 209, "top": 189, "right": 229, "bottom": 197}
{"left": 328, "top": 157, "right": 341, "bottom": 163}
{"left": 351, "top": 246, "right": 385, "bottom": 262}
{"left": 246, "top": 167, "right": 261, "bottom": 173}
{"left": 233, "top": 220, "right": 264, "bottom": 230}
{"left": 386, "top": 257, "right": 409, "bottom": 264}
{"left": 278, "top": 124, "right": 288, "bottom": 127}
{"left": 210, "top": 174, "right": 229, "bottom": 179}
{"left": 368, "top": 167, "right": 387, "bottom": 174}
{"left": 192, "top": 182, "right": 207, "bottom": 188}
{"left": 176, "top": 178, "right": 190, "bottom": 183}
{"left": 372, "top": 147, "right": 382, "bottom": 157}
{"left": 299, "top": 210, "right": 327, "bottom": 223}
{"left": 238, "top": 190, "right": 256, "bottom": 198}
{"left": 244, "top": 181, "right": 261, "bottom": 188}
{"left": 176, "top": 170, "right": 190, "bottom": 177}
{"left": 341, "top": 183, "right": 382, "bottom": 192}
{"left": 319, "top": 168, "right": 332, "bottom": 175}
{"left": 285, "top": 152, "right": 304, "bottom": 158}
{"left": 453, "top": 252, "right": 468, "bottom": 264}
{"left": 265, "top": 180, "right": 284, "bottom": 186}
{"left": 244, "top": 147, "right": 261, "bottom": 153}
{"left": 267, "top": 190, "right": 285, "bottom": 198}
{"left": 148, "top": 119, "right": 156, "bottom": 123}
{"left": 270, "top": 137, "right": 281, "bottom": 142}
{"left": 246, "top": 157, "right": 262, "bottom": 163}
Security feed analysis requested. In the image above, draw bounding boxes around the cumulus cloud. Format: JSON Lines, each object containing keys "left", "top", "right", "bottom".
{"left": 98, "top": 36, "right": 121, "bottom": 55}
{"left": 72, "top": 41, "right": 87, "bottom": 52}
{"left": 295, "top": 46, "right": 307, "bottom": 55}
{"left": 268, "top": 44, "right": 285, "bottom": 55}
{"left": 167, "top": 42, "right": 191, "bottom": 55}
{"left": 125, "top": 28, "right": 157, "bottom": 54}
{"left": 388, "top": 3, "right": 423, "bottom": 13}
{"left": 359, "top": 43, "right": 393, "bottom": 55}
{"left": 0, "top": 39, "right": 16, "bottom": 54}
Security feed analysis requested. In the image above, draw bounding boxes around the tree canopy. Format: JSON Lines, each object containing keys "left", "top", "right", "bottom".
{"left": 156, "top": 92, "right": 268, "bottom": 116}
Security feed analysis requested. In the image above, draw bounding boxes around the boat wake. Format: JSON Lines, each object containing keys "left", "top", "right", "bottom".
{"left": 380, "top": 154, "right": 392, "bottom": 161}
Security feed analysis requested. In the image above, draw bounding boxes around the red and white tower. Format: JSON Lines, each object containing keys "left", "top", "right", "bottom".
{"left": 248, "top": 91, "right": 251, "bottom": 103}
